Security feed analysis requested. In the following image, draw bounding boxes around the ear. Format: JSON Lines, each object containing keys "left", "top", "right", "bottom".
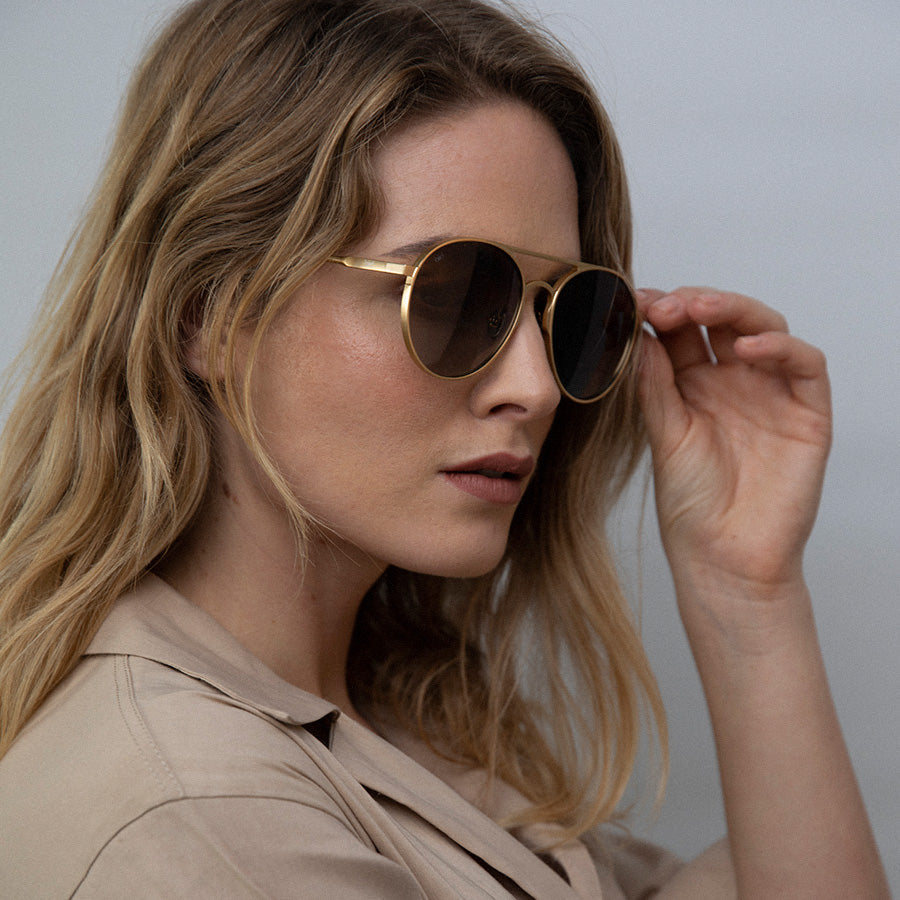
{"left": 179, "top": 298, "right": 231, "bottom": 384}
{"left": 181, "top": 314, "right": 215, "bottom": 381}
{"left": 180, "top": 289, "right": 251, "bottom": 385}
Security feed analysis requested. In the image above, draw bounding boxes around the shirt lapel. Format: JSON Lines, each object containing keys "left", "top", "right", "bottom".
{"left": 332, "top": 720, "right": 590, "bottom": 900}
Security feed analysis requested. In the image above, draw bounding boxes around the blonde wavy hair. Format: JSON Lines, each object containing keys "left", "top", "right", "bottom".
{"left": 0, "top": 0, "right": 664, "bottom": 840}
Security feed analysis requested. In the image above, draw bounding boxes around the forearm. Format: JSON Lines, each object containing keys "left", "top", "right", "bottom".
{"left": 675, "top": 569, "right": 889, "bottom": 899}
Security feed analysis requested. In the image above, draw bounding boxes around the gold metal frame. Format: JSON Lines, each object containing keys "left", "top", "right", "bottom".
{"left": 329, "top": 237, "right": 639, "bottom": 403}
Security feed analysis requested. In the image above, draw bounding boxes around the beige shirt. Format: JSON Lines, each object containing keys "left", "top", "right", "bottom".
{"left": 0, "top": 575, "right": 681, "bottom": 898}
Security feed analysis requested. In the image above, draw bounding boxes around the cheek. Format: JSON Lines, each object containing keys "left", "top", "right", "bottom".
{"left": 329, "top": 314, "right": 400, "bottom": 381}
{"left": 259, "top": 297, "right": 447, "bottom": 436}
{"left": 333, "top": 330, "right": 449, "bottom": 436}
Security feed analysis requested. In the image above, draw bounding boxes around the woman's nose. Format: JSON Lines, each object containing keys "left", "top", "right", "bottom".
{"left": 468, "top": 290, "right": 561, "bottom": 419}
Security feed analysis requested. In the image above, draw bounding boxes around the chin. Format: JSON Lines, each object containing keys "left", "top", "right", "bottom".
{"left": 406, "top": 542, "right": 509, "bottom": 580}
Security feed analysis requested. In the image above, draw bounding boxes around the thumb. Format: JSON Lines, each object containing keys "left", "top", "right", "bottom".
{"left": 636, "top": 330, "right": 689, "bottom": 459}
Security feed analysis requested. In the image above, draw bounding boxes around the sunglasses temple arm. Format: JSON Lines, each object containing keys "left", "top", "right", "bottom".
{"left": 329, "top": 256, "right": 413, "bottom": 277}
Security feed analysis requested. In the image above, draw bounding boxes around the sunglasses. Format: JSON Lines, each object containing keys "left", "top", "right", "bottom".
{"left": 328, "top": 238, "right": 639, "bottom": 403}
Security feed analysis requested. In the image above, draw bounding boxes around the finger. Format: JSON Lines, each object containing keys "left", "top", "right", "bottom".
{"left": 634, "top": 288, "right": 667, "bottom": 318}
{"left": 641, "top": 290, "right": 715, "bottom": 373}
{"left": 683, "top": 289, "right": 789, "bottom": 337}
{"left": 735, "top": 331, "right": 832, "bottom": 417}
{"left": 640, "top": 287, "right": 794, "bottom": 374}
{"left": 636, "top": 329, "right": 691, "bottom": 454}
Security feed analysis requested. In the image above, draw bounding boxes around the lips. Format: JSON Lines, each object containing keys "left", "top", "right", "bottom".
{"left": 443, "top": 453, "right": 534, "bottom": 478}
{"left": 441, "top": 453, "right": 534, "bottom": 504}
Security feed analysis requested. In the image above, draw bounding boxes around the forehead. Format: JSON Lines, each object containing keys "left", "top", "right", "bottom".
{"left": 364, "top": 101, "right": 581, "bottom": 263}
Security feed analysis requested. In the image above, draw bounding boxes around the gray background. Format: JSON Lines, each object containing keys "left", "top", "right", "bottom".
{"left": 2, "top": 0, "right": 897, "bottom": 890}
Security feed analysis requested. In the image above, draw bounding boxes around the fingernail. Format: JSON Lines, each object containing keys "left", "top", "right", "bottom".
{"left": 696, "top": 291, "right": 722, "bottom": 306}
{"left": 652, "top": 294, "right": 678, "bottom": 314}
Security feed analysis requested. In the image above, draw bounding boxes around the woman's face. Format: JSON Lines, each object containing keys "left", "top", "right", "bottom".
{"left": 237, "top": 101, "right": 580, "bottom": 579}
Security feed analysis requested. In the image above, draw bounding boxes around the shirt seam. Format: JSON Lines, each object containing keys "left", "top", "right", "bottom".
{"left": 114, "top": 654, "right": 183, "bottom": 797}
{"left": 69, "top": 793, "right": 377, "bottom": 898}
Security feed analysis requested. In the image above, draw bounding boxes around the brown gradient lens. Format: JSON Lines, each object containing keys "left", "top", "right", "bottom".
{"left": 549, "top": 269, "right": 636, "bottom": 401}
{"left": 406, "top": 241, "right": 522, "bottom": 377}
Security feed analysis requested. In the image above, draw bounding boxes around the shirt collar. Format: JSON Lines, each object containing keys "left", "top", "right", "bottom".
{"left": 85, "top": 573, "right": 340, "bottom": 741}
{"left": 85, "top": 573, "right": 593, "bottom": 898}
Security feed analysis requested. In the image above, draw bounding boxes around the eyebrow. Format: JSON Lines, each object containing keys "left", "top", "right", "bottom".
{"left": 381, "top": 235, "right": 453, "bottom": 260}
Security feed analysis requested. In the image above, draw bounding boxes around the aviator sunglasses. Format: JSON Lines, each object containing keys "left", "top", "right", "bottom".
{"left": 329, "top": 238, "right": 639, "bottom": 403}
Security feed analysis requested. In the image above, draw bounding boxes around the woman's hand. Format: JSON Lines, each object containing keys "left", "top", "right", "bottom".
{"left": 636, "top": 287, "right": 832, "bottom": 602}
{"left": 636, "top": 287, "right": 889, "bottom": 898}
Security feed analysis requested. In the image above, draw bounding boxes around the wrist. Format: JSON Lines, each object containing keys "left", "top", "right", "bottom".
{"left": 669, "top": 563, "right": 817, "bottom": 659}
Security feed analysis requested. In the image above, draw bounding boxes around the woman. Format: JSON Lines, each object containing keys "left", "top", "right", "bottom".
{"left": 0, "top": 0, "right": 887, "bottom": 896}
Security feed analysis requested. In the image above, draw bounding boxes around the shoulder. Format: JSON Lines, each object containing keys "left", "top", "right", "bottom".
{"left": 0, "top": 652, "right": 387, "bottom": 898}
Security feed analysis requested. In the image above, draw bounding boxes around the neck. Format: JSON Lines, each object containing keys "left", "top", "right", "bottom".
{"left": 156, "top": 465, "right": 385, "bottom": 725}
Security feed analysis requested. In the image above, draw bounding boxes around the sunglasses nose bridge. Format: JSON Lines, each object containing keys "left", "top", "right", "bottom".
{"left": 522, "top": 279, "right": 554, "bottom": 326}
{"left": 522, "top": 279, "right": 553, "bottom": 306}
{"left": 523, "top": 277, "right": 554, "bottom": 293}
